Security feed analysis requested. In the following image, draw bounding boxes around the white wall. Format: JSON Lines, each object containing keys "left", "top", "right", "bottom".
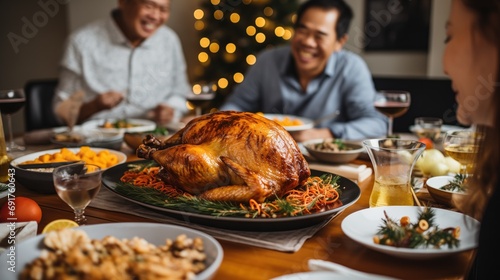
{"left": 1, "top": 0, "right": 451, "bottom": 134}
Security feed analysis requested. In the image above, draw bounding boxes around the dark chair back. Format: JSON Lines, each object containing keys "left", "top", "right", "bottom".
{"left": 372, "top": 76, "right": 460, "bottom": 133}
{"left": 24, "top": 79, "right": 63, "bottom": 131}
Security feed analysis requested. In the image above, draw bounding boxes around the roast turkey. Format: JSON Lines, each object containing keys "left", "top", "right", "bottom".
{"left": 137, "top": 111, "right": 311, "bottom": 203}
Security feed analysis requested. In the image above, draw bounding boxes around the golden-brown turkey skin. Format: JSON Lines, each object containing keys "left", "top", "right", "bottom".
{"left": 137, "top": 111, "right": 310, "bottom": 203}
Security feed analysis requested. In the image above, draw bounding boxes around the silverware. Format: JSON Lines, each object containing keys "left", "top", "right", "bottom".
{"left": 308, "top": 259, "right": 398, "bottom": 279}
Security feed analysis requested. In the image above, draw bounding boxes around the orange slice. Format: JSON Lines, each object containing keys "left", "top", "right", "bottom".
{"left": 42, "top": 219, "right": 79, "bottom": 233}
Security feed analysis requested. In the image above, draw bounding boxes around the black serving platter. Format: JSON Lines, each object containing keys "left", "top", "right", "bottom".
{"left": 102, "top": 160, "right": 361, "bottom": 231}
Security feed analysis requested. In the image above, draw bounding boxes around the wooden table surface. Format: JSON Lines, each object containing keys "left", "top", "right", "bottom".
{"left": 2, "top": 144, "right": 474, "bottom": 280}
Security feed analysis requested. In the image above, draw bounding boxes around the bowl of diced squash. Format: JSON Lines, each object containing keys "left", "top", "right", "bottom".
{"left": 10, "top": 146, "right": 126, "bottom": 194}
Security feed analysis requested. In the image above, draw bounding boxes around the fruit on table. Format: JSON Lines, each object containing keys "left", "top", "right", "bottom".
{"left": 418, "top": 137, "right": 434, "bottom": 150}
{"left": 416, "top": 149, "right": 460, "bottom": 176}
{"left": 42, "top": 219, "right": 79, "bottom": 233}
{"left": 0, "top": 196, "right": 42, "bottom": 223}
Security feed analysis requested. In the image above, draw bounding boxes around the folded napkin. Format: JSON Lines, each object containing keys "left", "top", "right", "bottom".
{"left": 0, "top": 222, "right": 38, "bottom": 254}
{"left": 308, "top": 163, "right": 372, "bottom": 183}
{"left": 90, "top": 187, "right": 336, "bottom": 252}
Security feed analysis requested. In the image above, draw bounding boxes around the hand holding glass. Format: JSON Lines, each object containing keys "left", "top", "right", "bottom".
{"left": 374, "top": 91, "right": 411, "bottom": 137}
{"left": 53, "top": 163, "right": 102, "bottom": 225}
{"left": 0, "top": 89, "right": 26, "bottom": 151}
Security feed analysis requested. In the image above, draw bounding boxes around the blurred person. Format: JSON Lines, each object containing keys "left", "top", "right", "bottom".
{"left": 219, "top": 0, "right": 387, "bottom": 141}
{"left": 53, "top": 0, "right": 190, "bottom": 126}
{"left": 442, "top": 0, "right": 499, "bottom": 278}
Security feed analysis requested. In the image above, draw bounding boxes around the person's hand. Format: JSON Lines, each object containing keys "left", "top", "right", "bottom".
{"left": 152, "top": 104, "right": 175, "bottom": 125}
{"left": 95, "top": 91, "right": 124, "bottom": 110}
{"left": 289, "top": 128, "right": 333, "bottom": 143}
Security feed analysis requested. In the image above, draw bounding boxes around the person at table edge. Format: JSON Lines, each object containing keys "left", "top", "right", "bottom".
{"left": 53, "top": 0, "right": 190, "bottom": 126}
{"left": 219, "top": 0, "right": 387, "bottom": 141}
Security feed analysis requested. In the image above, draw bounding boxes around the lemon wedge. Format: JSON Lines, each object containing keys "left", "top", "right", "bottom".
{"left": 42, "top": 219, "right": 79, "bottom": 233}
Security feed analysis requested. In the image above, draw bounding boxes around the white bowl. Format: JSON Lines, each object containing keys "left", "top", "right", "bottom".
{"left": 426, "top": 175, "right": 468, "bottom": 207}
{"left": 10, "top": 147, "right": 126, "bottom": 194}
{"left": 0, "top": 222, "right": 223, "bottom": 280}
{"left": 302, "top": 139, "right": 364, "bottom": 164}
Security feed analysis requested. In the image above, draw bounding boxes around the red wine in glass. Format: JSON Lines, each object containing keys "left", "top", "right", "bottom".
{"left": 186, "top": 83, "right": 216, "bottom": 116}
{"left": 0, "top": 89, "right": 26, "bottom": 151}
{"left": 374, "top": 91, "right": 411, "bottom": 137}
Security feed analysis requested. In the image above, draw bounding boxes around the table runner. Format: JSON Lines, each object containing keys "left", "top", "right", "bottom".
{"left": 90, "top": 187, "right": 338, "bottom": 252}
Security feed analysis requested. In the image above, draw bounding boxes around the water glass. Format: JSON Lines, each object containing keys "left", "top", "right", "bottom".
{"left": 53, "top": 163, "right": 102, "bottom": 225}
{"left": 363, "top": 139, "right": 425, "bottom": 207}
{"left": 414, "top": 117, "right": 443, "bottom": 142}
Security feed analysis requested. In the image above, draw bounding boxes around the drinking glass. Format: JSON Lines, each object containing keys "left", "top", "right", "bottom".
{"left": 443, "top": 130, "right": 479, "bottom": 177}
{"left": 374, "top": 90, "right": 411, "bottom": 137}
{"left": 363, "top": 139, "right": 425, "bottom": 207}
{"left": 414, "top": 117, "right": 443, "bottom": 143}
{"left": 53, "top": 163, "right": 102, "bottom": 225}
{"left": 186, "top": 82, "right": 216, "bottom": 117}
{"left": 0, "top": 89, "right": 26, "bottom": 151}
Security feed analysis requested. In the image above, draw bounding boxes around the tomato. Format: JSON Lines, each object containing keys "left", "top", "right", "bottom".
{"left": 0, "top": 197, "right": 42, "bottom": 223}
{"left": 418, "top": 137, "right": 434, "bottom": 150}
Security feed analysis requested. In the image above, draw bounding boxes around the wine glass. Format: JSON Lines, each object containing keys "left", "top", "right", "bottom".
{"left": 53, "top": 162, "right": 102, "bottom": 225}
{"left": 0, "top": 89, "right": 26, "bottom": 151}
{"left": 374, "top": 90, "right": 411, "bottom": 137}
{"left": 443, "top": 130, "right": 479, "bottom": 178}
{"left": 186, "top": 82, "right": 216, "bottom": 117}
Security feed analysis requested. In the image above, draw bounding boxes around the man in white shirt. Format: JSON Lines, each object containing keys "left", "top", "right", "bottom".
{"left": 53, "top": 0, "right": 190, "bottom": 126}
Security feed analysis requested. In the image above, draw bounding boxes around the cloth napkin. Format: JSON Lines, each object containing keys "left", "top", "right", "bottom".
{"left": 0, "top": 222, "right": 38, "bottom": 254}
{"left": 90, "top": 187, "right": 337, "bottom": 252}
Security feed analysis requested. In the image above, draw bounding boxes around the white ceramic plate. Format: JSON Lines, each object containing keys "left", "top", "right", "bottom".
{"left": 341, "top": 206, "right": 479, "bottom": 260}
{"left": 0, "top": 223, "right": 223, "bottom": 280}
{"left": 263, "top": 114, "right": 314, "bottom": 131}
{"left": 81, "top": 118, "right": 156, "bottom": 134}
{"left": 271, "top": 271, "right": 391, "bottom": 280}
{"left": 10, "top": 147, "right": 127, "bottom": 168}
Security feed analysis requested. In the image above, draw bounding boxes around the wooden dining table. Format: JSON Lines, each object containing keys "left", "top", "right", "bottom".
{"left": 2, "top": 141, "right": 475, "bottom": 280}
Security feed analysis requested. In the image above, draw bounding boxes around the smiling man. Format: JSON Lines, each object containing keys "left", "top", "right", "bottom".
{"left": 220, "top": 0, "right": 387, "bottom": 141}
{"left": 53, "top": 0, "right": 190, "bottom": 126}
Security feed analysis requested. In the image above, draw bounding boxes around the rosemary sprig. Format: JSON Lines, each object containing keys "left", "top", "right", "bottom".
{"left": 440, "top": 173, "right": 467, "bottom": 192}
{"left": 114, "top": 163, "right": 343, "bottom": 218}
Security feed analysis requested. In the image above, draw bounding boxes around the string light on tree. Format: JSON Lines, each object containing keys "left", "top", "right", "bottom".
{"left": 194, "top": 0, "right": 299, "bottom": 106}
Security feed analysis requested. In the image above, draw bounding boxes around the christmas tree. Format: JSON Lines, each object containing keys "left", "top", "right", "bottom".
{"left": 193, "top": 0, "right": 299, "bottom": 108}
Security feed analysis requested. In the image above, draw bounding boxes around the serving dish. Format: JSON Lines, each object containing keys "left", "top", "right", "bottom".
{"left": 341, "top": 206, "right": 479, "bottom": 260}
{"left": 302, "top": 139, "right": 364, "bottom": 164}
{"left": 263, "top": 114, "right": 314, "bottom": 132}
{"left": 81, "top": 118, "right": 156, "bottom": 134}
{"left": 102, "top": 160, "right": 361, "bottom": 231}
{"left": 0, "top": 222, "right": 223, "bottom": 280}
{"left": 426, "top": 175, "right": 468, "bottom": 207}
{"left": 123, "top": 128, "right": 170, "bottom": 151}
{"left": 10, "top": 148, "right": 126, "bottom": 194}
{"left": 51, "top": 128, "right": 123, "bottom": 150}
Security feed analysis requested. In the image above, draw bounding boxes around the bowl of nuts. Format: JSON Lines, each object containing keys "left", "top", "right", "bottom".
{"left": 302, "top": 138, "right": 364, "bottom": 164}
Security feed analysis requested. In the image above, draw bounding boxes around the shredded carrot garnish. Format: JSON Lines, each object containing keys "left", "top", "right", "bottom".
{"left": 120, "top": 166, "right": 342, "bottom": 217}
{"left": 120, "top": 166, "right": 184, "bottom": 196}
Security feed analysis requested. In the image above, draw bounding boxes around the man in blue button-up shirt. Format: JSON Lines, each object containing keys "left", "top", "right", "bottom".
{"left": 220, "top": 0, "right": 387, "bottom": 141}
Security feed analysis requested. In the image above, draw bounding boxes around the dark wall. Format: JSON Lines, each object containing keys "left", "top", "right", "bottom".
{"left": 372, "top": 76, "right": 461, "bottom": 133}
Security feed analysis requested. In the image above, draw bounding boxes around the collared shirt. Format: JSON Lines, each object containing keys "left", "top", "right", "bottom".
{"left": 53, "top": 11, "right": 190, "bottom": 123}
{"left": 220, "top": 45, "right": 388, "bottom": 140}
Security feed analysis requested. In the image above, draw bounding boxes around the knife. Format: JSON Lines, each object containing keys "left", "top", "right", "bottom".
{"left": 16, "top": 161, "right": 82, "bottom": 170}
